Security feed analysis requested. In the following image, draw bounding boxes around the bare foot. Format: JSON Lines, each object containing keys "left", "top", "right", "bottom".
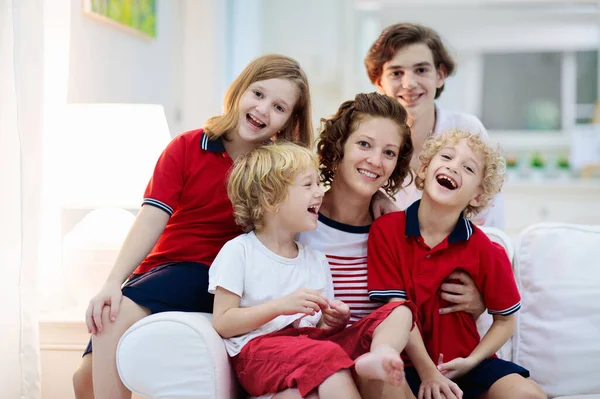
{"left": 354, "top": 345, "right": 405, "bottom": 386}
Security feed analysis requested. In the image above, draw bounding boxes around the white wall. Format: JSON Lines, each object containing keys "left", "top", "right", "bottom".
{"left": 229, "top": 0, "right": 355, "bottom": 128}
{"left": 67, "top": 0, "right": 183, "bottom": 134}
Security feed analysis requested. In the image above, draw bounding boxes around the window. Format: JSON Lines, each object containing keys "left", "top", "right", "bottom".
{"left": 481, "top": 50, "right": 598, "bottom": 131}
{"left": 576, "top": 50, "right": 598, "bottom": 124}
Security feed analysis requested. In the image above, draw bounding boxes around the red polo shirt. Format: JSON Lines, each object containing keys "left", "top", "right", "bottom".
{"left": 134, "top": 128, "right": 242, "bottom": 275}
{"left": 367, "top": 200, "right": 520, "bottom": 363}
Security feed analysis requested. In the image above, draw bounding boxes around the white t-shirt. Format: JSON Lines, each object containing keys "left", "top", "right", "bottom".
{"left": 208, "top": 231, "right": 334, "bottom": 357}
{"left": 394, "top": 106, "right": 505, "bottom": 228}
{"left": 296, "top": 213, "right": 382, "bottom": 324}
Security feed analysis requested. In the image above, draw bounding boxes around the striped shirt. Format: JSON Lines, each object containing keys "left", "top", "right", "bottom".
{"left": 296, "top": 213, "right": 381, "bottom": 324}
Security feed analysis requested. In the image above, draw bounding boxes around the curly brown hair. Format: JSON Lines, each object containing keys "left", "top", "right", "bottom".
{"left": 415, "top": 130, "right": 506, "bottom": 218}
{"left": 364, "top": 23, "right": 455, "bottom": 99}
{"left": 317, "top": 92, "right": 413, "bottom": 198}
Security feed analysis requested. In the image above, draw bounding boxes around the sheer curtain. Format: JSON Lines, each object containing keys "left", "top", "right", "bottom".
{"left": 0, "top": 0, "right": 43, "bottom": 398}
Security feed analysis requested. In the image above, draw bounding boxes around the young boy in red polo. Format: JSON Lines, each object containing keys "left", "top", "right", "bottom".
{"left": 367, "top": 130, "right": 547, "bottom": 399}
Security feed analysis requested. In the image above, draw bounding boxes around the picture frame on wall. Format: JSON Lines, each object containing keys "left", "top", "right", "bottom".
{"left": 83, "top": 0, "right": 157, "bottom": 39}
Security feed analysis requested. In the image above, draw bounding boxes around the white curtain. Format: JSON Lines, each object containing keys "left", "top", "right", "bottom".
{"left": 0, "top": 0, "right": 43, "bottom": 398}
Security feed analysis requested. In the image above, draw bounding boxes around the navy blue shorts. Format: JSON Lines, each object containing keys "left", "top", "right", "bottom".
{"left": 406, "top": 357, "right": 530, "bottom": 399}
{"left": 83, "top": 262, "right": 213, "bottom": 356}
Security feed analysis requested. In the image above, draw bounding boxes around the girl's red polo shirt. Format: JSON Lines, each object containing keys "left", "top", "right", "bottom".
{"left": 134, "top": 129, "right": 242, "bottom": 275}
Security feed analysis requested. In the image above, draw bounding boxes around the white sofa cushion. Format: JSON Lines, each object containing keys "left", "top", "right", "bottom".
{"left": 513, "top": 223, "right": 600, "bottom": 397}
{"left": 117, "top": 312, "right": 239, "bottom": 399}
{"left": 477, "top": 226, "right": 515, "bottom": 361}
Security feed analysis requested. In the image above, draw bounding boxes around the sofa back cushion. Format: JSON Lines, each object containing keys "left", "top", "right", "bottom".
{"left": 513, "top": 223, "right": 600, "bottom": 397}
{"left": 477, "top": 226, "right": 515, "bottom": 360}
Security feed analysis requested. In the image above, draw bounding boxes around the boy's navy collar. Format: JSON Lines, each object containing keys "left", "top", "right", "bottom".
{"left": 405, "top": 200, "right": 474, "bottom": 243}
{"left": 200, "top": 131, "right": 226, "bottom": 152}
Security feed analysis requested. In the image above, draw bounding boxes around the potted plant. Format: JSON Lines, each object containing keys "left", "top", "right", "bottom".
{"left": 529, "top": 152, "right": 546, "bottom": 180}
{"left": 556, "top": 154, "right": 570, "bottom": 180}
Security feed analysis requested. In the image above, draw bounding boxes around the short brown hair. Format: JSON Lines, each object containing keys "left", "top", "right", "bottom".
{"left": 415, "top": 130, "right": 506, "bottom": 218}
{"left": 365, "top": 23, "right": 455, "bottom": 99}
{"left": 205, "top": 54, "right": 314, "bottom": 148}
{"left": 317, "top": 92, "right": 413, "bottom": 198}
{"left": 227, "top": 142, "right": 318, "bottom": 232}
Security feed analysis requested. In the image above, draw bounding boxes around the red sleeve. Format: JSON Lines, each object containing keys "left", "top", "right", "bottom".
{"left": 368, "top": 214, "right": 408, "bottom": 302}
{"left": 479, "top": 240, "right": 521, "bottom": 316}
{"left": 142, "top": 133, "right": 188, "bottom": 216}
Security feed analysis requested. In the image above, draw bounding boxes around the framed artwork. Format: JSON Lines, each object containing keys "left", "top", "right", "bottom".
{"left": 83, "top": 0, "right": 157, "bottom": 39}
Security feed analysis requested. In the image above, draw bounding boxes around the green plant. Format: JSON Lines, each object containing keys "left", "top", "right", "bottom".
{"left": 556, "top": 155, "right": 570, "bottom": 170}
{"left": 530, "top": 152, "right": 545, "bottom": 169}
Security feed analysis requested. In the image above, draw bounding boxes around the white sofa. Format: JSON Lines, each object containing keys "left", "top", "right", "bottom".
{"left": 116, "top": 223, "right": 600, "bottom": 399}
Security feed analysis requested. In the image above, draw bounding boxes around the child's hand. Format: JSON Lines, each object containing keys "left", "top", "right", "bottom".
{"left": 437, "top": 356, "right": 478, "bottom": 380}
{"left": 85, "top": 282, "right": 123, "bottom": 335}
{"left": 276, "top": 288, "right": 330, "bottom": 317}
{"left": 321, "top": 300, "right": 350, "bottom": 330}
{"left": 418, "top": 369, "right": 463, "bottom": 399}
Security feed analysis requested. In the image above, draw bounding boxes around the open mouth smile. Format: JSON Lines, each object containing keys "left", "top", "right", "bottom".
{"left": 436, "top": 174, "right": 458, "bottom": 190}
{"left": 247, "top": 114, "right": 266, "bottom": 129}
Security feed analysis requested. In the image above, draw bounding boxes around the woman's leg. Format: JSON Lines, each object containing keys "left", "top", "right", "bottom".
{"left": 479, "top": 374, "right": 546, "bottom": 399}
{"left": 72, "top": 353, "right": 94, "bottom": 399}
{"left": 91, "top": 297, "right": 150, "bottom": 399}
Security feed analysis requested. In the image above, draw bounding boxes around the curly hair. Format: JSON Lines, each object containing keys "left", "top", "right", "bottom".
{"left": 364, "top": 23, "right": 455, "bottom": 99}
{"left": 204, "top": 54, "right": 314, "bottom": 148}
{"left": 317, "top": 92, "right": 413, "bottom": 198}
{"left": 227, "top": 141, "right": 319, "bottom": 232}
{"left": 415, "top": 130, "right": 506, "bottom": 218}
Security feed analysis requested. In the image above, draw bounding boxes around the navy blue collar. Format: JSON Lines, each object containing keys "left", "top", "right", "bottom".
{"left": 200, "top": 132, "right": 226, "bottom": 152}
{"left": 405, "top": 200, "right": 473, "bottom": 243}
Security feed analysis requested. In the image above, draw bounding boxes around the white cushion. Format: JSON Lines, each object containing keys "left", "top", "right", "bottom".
{"left": 513, "top": 223, "right": 600, "bottom": 397}
{"left": 477, "top": 226, "right": 515, "bottom": 361}
{"left": 117, "top": 312, "right": 239, "bottom": 399}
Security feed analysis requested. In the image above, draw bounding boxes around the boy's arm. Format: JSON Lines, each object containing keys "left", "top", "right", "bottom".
{"left": 437, "top": 314, "right": 515, "bottom": 379}
{"left": 400, "top": 303, "right": 463, "bottom": 398}
{"left": 470, "top": 314, "right": 515, "bottom": 362}
{"left": 439, "top": 240, "right": 518, "bottom": 378}
{"left": 213, "top": 288, "right": 328, "bottom": 338}
{"left": 210, "top": 241, "right": 329, "bottom": 338}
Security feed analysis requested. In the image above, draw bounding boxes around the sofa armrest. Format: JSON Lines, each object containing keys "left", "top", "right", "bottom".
{"left": 117, "top": 312, "right": 238, "bottom": 399}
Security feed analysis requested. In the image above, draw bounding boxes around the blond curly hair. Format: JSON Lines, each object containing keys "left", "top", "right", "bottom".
{"left": 415, "top": 129, "right": 506, "bottom": 218}
{"left": 227, "top": 141, "right": 319, "bottom": 232}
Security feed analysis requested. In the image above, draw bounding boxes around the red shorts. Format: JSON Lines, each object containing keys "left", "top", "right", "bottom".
{"left": 231, "top": 301, "right": 416, "bottom": 397}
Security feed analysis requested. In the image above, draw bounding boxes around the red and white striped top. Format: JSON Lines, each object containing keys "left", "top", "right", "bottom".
{"left": 297, "top": 213, "right": 382, "bottom": 324}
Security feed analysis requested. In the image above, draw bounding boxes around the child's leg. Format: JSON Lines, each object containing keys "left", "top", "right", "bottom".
{"left": 480, "top": 374, "right": 546, "bottom": 399}
{"left": 91, "top": 296, "right": 150, "bottom": 399}
{"left": 318, "top": 369, "right": 361, "bottom": 399}
{"left": 232, "top": 331, "right": 357, "bottom": 398}
{"left": 354, "top": 303, "right": 414, "bottom": 395}
{"left": 72, "top": 353, "right": 93, "bottom": 399}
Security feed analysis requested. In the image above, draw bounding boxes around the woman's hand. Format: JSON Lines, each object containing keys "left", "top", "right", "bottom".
{"left": 85, "top": 282, "right": 123, "bottom": 334}
{"left": 439, "top": 271, "right": 485, "bottom": 318}
{"left": 371, "top": 191, "right": 400, "bottom": 219}
{"left": 321, "top": 300, "right": 350, "bottom": 330}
